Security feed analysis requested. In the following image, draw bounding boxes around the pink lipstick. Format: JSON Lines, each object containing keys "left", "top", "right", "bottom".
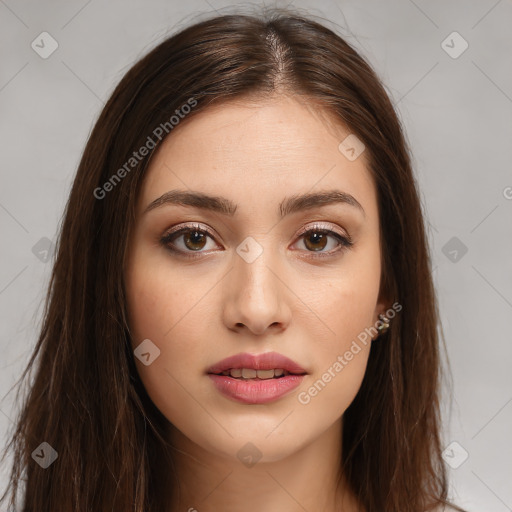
{"left": 206, "top": 351, "right": 308, "bottom": 404}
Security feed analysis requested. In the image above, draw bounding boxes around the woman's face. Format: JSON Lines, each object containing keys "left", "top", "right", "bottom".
{"left": 124, "top": 94, "right": 387, "bottom": 462}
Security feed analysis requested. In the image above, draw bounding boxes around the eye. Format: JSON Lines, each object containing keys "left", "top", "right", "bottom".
{"left": 291, "top": 223, "right": 353, "bottom": 258}
{"left": 160, "top": 223, "right": 219, "bottom": 258}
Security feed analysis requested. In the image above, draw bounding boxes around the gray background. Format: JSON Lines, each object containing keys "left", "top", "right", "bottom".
{"left": 1, "top": 0, "right": 511, "bottom": 510}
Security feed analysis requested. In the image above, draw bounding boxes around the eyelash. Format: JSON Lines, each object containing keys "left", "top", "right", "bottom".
{"left": 160, "top": 222, "right": 353, "bottom": 260}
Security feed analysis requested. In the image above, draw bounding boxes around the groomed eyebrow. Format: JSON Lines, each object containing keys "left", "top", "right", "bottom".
{"left": 143, "top": 189, "right": 365, "bottom": 219}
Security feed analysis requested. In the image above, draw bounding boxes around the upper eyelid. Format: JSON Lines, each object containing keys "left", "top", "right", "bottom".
{"left": 295, "top": 221, "right": 349, "bottom": 238}
{"left": 164, "top": 222, "right": 216, "bottom": 240}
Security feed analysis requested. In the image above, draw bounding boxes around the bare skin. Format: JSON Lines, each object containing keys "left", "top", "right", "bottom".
{"left": 124, "top": 93, "right": 389, "bottom": 512}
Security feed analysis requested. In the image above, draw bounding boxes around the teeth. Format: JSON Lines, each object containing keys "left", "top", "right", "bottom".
{"left": 255, "top": 369, "right": 275, "bottom": 379}
{"left": 242, "top": 368, "right": 257, "bottom": 379}
{"left": 219, "top": 368, "right": 288, "bottom": 379}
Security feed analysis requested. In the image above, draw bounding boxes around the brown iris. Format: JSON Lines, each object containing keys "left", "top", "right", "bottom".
{"left": 303, "top": 231, "right": 328, "bottom": 251}
{"left": 183, "top": 230, "right": 208, "bottom": 251}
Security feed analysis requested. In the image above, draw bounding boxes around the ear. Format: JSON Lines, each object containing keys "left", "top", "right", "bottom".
{"left": 373, "top": 282, "right": 391, "bottom": 321}
{"left": 371, "top": 288, "right": 391, "bottom": 340}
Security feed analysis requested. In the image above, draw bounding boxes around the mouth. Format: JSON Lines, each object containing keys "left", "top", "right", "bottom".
{"left": 206, "top": 351, "right": 308, "bottom": 404}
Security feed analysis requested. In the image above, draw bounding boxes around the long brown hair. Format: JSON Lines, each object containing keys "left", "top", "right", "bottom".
{"left": 1, "top": 8, "right": 466, "bottom": 511}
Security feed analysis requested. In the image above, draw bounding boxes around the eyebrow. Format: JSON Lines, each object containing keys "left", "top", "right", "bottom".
{"left": 143, "top": 189, "right": 365, "bottom": 219}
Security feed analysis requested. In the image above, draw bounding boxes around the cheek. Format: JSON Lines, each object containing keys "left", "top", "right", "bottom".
{"left": 125, "top": 247, "right": 209, "bottom": 347}
{"left": 308, "top": 261, "right": 380, "bottom": 355}
{"left": 124, "top": 251, "right": 217, "bottom": 420}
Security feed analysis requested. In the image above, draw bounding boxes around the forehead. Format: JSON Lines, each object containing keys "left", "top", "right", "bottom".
{"left": 136, "top": 95, "right": 377, "bottom": 221}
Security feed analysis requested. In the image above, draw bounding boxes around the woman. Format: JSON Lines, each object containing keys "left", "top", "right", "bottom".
{"left": 0, "top": 8, "right": 467, "bottom": 512}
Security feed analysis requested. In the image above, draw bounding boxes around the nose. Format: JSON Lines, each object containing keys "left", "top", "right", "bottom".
{"left": 222, "top": 246, "right": 292, "bottom": 336}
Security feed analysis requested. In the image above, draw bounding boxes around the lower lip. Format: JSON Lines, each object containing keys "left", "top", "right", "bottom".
{"left": 208, "top": 374, "right": 306, "bottom": 404}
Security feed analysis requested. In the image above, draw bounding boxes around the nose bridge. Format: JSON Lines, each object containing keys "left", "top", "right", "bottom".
{"left": 225, "top": 235, "right": 289, "bottom": 334}
{"left": 235, "top": 234, "right": 280, "bottom": 301}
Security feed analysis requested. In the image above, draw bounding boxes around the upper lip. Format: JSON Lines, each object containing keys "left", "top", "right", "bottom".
{"left": 207, "top": 351, "right": 308, "bottom": 375}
